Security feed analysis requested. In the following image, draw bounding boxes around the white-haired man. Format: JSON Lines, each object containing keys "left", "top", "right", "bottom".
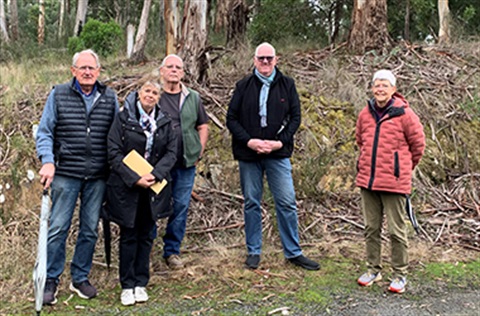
{"left": 159, "top": 54, "right": 209, "bottom": 269}
{"left": 36, "top": 49, "right": 119, "bottom": 304}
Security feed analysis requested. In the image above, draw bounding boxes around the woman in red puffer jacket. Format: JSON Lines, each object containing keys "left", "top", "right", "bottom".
{"left": 355, "top": 69, "right": 425, "bottom": 294}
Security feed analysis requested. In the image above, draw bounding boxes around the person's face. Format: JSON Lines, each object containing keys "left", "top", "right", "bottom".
{"left": 160, "top": 56, "right": 184, "bottom": 84}
{"left": 139, "top": 84, "right": 160, "bottom": 114}
{"left": 371, "top": 79, "right": 396, "bottom": 107}
{"left": 254, "top": 45, "right": 277, "bottom": 77}
{"left": 70, "top": 53, "right": 100, "bottom": 87}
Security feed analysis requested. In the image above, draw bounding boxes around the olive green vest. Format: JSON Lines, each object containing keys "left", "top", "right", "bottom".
{"left": 180, "top": 88, "right": 202, "bottom": 167}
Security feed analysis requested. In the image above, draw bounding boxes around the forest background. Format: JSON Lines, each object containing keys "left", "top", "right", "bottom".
{"left": 0, "top": 0, "right": 479, "bottom": 315}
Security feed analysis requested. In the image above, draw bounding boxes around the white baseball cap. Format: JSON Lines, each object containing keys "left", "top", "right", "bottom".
{"left": 372, "top": 69, "right": 396, "bottom": 86}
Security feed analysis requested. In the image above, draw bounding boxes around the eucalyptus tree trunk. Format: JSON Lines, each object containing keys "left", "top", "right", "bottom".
{"left": 253, "top": 0, "right": 260, "bottom": 16}
{"left": 214, "top": 0, "right": 228, "bottom": 33}
{"left": 348, "top": 0, "right": 390, "bottom": 54}
{"left": 0, "top": 0, "right": 9, "bottom": 42}
{"left": 404, "top": 0, "right": 410, "bottom": 41}
{"left": 58, "top": 0, "right": 65, "bottom": 39}
{"left": 9, "top": 0, "right": 18, "bottom": 40}
{"left": 74, "top": 0, "right": 88, "bottom": 36}
{"left": 226, "top": 0, "right": 248, "bottom": 48}
{"left": 127, "top": 24, "right": 135, "bottom": 58}
{"left": 438, "top": 0, "right": 450, "bottom": 44}
{"left": 158, "top": 0, "right": 164, "bottom": 35}
{"left": 38, "top": 0, "right": 45, "bottom": 44}
{"left": 179, "top": 0, "right": 208, "bottom": 83}
{"left": 114, "top": 0, "right": 130, "bottom": 27}
{"left": 164, "top": 0, "right": 179, "bottom": 55}
{"left": 329, "top": 0, "right": 344, "bottom": 44}
{"left": 130, "top": 0, "right": 151, "bottom": 63}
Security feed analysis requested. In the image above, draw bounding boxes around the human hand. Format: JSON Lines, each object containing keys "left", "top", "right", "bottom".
{"left": 247, "top": 139, "right": 265, "bottom": 152}
{"left": 248, "top": 139, "right": 283, "bottom": 154}
{"left": 39, "top": 163, "right": 55, "bottom": 189}
{"left": 135, "top": 173, "right": 156, "bottom": 188}
{"left": 262, "top": 140, "right": 283, "bottom": 152}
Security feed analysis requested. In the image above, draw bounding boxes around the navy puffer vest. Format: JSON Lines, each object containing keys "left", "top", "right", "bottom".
{"left": 53, "top": 79, "right": 116, "bottom": 179}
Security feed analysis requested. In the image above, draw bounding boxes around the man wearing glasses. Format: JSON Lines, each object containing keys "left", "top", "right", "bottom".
{"left": 159, "top": 54, "right": 209, "bottom": 270}
{"left": 227, "top": 43, "right": 319, "bottom": 270}
{"left": 36, "top": 49, "right": 119, "bottom": 304}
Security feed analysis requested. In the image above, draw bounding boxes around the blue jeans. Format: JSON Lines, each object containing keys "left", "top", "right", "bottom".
{"left": 47, "top": 175, "right": 105, "bottom": 283}
{"left": 239, "top": 158, "right": 302, "bottom": 259}
{"left": 162, "top": 166, "right": 196, "bottom": 258}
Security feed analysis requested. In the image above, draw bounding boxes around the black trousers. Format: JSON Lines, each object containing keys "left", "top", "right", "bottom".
{"left": 119, "top": 190, "right": 155, "bottom": 289}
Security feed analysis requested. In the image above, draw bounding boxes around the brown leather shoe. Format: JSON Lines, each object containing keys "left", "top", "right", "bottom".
{"left": 165, "top": 254, "right": 184, "bottom": 269}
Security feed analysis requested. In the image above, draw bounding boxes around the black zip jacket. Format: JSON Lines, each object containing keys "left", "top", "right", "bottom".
{"left": 226, "top": 68, "right": 301, "bottom": 161}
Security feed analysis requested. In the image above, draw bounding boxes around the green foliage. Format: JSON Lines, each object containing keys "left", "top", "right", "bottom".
{"left": 419, "top": 260, "right": 480, "bottom": 287}
{"left": 388, "top": 0, "right": 480, "bottom": 41}
{"left": 67, "top": 19, "right": 124, "bottom": 57}
{"left": 248, "top": 0, "right": 328, "bottom": 46}
{"left": 460, "top": 96, "right": 480, "bottom": 118}
{"left": 67, "top": 37, "right": 84, "bottom": 55}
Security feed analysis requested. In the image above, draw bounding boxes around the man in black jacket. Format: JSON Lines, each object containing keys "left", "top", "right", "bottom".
{"left": 226, "top": 43, "right": 319, "bottom": 271}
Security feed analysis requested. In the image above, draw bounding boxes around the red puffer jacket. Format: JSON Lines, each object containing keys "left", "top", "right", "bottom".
{"left": 355, "top": 92, "right": 425, "bottom": 194}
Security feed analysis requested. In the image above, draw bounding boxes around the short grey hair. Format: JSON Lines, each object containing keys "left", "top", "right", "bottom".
{"left": 141, "top": 80, "right": 161, "bottom": 92}
{"left": 160, "top": 54, "right": 183, "bottom": 67}
{"left": 72, "top": 49, "right": 101, "bottom": 68}
{"left": 255, "top": 42, "right": 276, "bottom": 56}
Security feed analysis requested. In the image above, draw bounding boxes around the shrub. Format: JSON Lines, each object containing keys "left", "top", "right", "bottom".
{"left": 67, "top": 19, "right": 123, "bottom": 57}
{"left": 67, "top": 36, "right": 85, "bottom": 55}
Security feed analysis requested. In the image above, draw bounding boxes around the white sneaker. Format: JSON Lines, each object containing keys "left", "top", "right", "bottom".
{"left": 121, "top": 289, "right": 135, "bottom": 306}
{"left": 134, "top": 286, "right": 149, "bottom": 303}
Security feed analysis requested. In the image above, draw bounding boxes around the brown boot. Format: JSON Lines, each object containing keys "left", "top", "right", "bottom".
{"left": 165, "top": 254, "right": 184, "bottom": 269}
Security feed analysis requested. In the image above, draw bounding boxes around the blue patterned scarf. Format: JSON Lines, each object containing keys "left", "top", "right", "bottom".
{"left": 136, "top": 101, "right": 157, "bottom": 159}
{"left": 254, "top": 68, "right": 276, "bottom": 128}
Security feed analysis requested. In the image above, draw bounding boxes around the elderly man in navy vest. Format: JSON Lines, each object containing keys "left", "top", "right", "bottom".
{"left": 36, "top": 49, "right": 119, "bottom": 305}
{"left": 159, "top": 54, "right": 209, "bottom": 269}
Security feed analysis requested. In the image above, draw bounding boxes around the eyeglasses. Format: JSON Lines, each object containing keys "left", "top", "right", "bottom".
{"left": 74, "top": 66, "right": 98, "bottom": 72}
{"left": 256, "top": 56, "right": 275, "bottom": 63}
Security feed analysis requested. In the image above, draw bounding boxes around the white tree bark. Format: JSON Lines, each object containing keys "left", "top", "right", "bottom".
{"left": 438, "top": 0, "right": 450, "bottom": 44}
{"left": 38, "top": 0, "right": 45, "bottom": 44}
{"left": 164, "top": 0, "right": 179, "bottom": 55}
{"left": 58, "top": 0, "right": 65, "bottom": 39}
{"left": 127, "top": 23, "right": 135, "bottom": 58}
{"left": 130, "top": 0, "right": 152, "bottom": 63}
{"left": 74, "top": 0, "right": 88, "bottom": 36}
{"left": 0, "top": 0, "right": 9, "bottom": 42}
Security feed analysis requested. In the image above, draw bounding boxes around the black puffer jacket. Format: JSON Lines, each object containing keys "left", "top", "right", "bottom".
{"left": 106, "top": 92, "right": 177, "bottom": 228}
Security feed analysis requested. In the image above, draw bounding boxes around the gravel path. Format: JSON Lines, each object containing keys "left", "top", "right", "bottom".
{"left": 323, "top": 289, "right": 480, "bottom": 316}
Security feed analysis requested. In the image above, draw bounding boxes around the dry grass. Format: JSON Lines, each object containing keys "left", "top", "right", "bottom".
{"left": 1, "top": 41, "right": 480, "bottom": 313}
{"left": 1, "top": 180, "right": 478, "bottom": 314}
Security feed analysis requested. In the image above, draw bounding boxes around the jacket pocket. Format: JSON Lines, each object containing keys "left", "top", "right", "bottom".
{"left": 152, "top": 181, "right": 173, "bottom": 219}
{"left": 394, "top": 152, "right": 400, "bottom": 178}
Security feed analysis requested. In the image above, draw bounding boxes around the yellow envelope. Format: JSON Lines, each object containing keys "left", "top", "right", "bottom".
{"left": 122, "top": 150, "right": 167, "bottom": 194}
